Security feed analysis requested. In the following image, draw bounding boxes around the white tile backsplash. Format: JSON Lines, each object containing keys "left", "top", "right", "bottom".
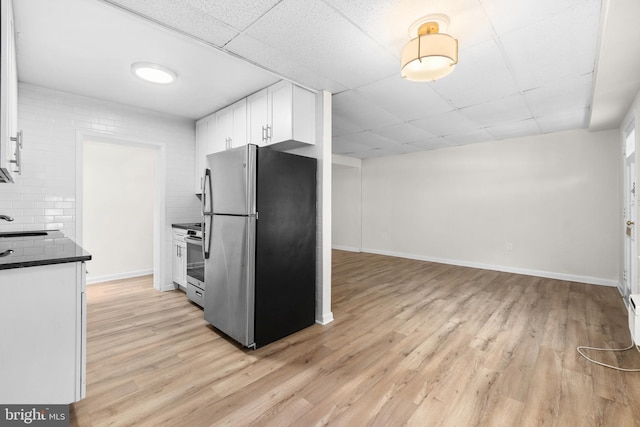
{"left": 0, "top": 83, "right": 201, "bottom": 287}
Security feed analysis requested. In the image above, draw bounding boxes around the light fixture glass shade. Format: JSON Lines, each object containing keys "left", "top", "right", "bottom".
{"left": 401, "top": 33, "right": 458, "bottom": 81}
{"left": 131, "top": 62, "right": 177, "bottom": 84}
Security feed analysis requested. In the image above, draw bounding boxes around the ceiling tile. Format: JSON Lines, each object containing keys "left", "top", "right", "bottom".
{"left": 245, "top": 0, "right": 399, "bottom": 88}
{"left": 485, "top": 118, "right": 540, "bottom": 140}
{"left": 225, "top": 34, "right": 347, "bottom": 94}
{"left": 460, "top": 94, "right": 532, "bottom": 126}
{"left": 410, "top": 110, "right": 478, "bottom": 136}
{"left": 333, "top": 90, "right": 402, "bottom": 130}
{"left": 445, "top": 128, "right": 497, "bottom": 145}
{"left": 536, "top": 108, "right": 589, "bottom": 133}
{"left": 498, "top": 0, "right": 600, "bottom": 90}
{"left": 430, "top": 39, "right": 520, "bottom": 108}
{"left": 524, "top": 73, "right": 592, "bottom": 117}
{"left": 352, "top": 148, "right": 396, "bottom": 159}
{"left": 409, "top": 137, "right": 457, "bottom": 151}
{"left": 331, "top": 137, "right": 373, "bottom": 154}
{"left": 356, "top": 75, "right": 453, "bottom": 121}
{"left": 338, "top": 131, "right": 403, "bottom": 150}
{"left": 332, "top": 112, "right": 365, "bottom": 137}
{"left": 481, "top": 0, "right": 592, "bottom": 36}
{"left": 179, "top": 0, "right": 281, "bottom": 31}
{"left": 103, "top": 0, "right": 239, "bottom": 46}
{"left": 372, "top": 123, "right": 437, "bottom": 144}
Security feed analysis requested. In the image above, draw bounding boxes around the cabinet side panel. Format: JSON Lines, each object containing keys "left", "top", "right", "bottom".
{"left": 254, "top": 148, "right": 317, "bottom": 347}
{"left": 292, "top": 86, "right": 316, "bottom": 144}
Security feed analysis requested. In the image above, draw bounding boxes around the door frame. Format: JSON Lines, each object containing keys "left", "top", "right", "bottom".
{"left": 623, "top": 121, "right": 637, "bottom": 302}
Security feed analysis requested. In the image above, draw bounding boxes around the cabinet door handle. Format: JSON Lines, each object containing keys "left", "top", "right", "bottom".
{"left": 9, "top": 130, "right": 22, "bottom": 175}
{"left": 261, "top": 126, "right": 266, "bottom": 142}
{"left": 266, "top": 125, "right": 271, "bottom": 141}
{"left": 0, "top": 249, "right": 14, "bottom": 258}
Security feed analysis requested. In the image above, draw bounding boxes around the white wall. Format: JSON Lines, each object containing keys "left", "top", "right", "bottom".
{"left": 83, "top": 141, "right": 154, "bottom": 283}
{"left": 332, "top": 163, "right": 361, "bottom": 251}
{"left": 0, "top": 84, "right": 201, "bottom": 290}
{"left": 358, "top": 128, "right": 621, "bottom": 286}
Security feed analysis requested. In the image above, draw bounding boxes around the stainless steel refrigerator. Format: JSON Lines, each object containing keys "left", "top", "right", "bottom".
{"left": 201, "top": 144, "right": 317, "bottom": 348}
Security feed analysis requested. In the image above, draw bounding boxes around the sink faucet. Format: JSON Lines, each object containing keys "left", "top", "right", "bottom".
{"left": 0, "top": 215, "right": 14, "bottom": 222}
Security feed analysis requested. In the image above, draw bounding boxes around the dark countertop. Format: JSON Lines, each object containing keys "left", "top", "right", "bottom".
{"left": 0, "top": 230, "right": 92, "bottom": 270}
{"left": 172, "top": 223, "right": 201, "bottom": 230}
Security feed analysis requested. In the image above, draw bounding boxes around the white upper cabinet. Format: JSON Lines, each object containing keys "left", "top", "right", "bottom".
{"left": 214, "top": 99, "right": 246, "bottom": 152}
{"left": 195, "top": 114, "right": 216, "bottom": 193}
{"left": 248, "top": 81, "right": 315, "bottom": 149}
{"left": 247, "top": 88, "right": 269, "bottom": 146}
{"left": 195, "top": 81, "right": 315, "bottom": 193}
{"left": 232, "top": 100, "right": 247, "bottom": 148}
{"left": 0, "top": 0, "right": 20, "bottom": 183}
{"left": 194, "top": 118, "right": 207, "bottom": 193}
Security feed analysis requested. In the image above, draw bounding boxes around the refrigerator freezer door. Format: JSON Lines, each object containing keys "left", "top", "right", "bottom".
{"left": 204, "top": 214, "right": 256, "bottom": 347}
{"left": 208, "top": 145, "right": 256, "bottom": 215}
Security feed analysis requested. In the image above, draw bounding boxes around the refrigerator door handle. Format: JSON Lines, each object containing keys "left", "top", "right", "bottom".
{"left": 202, "top": 168, "right": 213, "bottom": 259}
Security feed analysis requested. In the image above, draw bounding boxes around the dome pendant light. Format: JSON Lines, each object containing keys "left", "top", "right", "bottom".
{"left": 401, "top": 15, "right": 458, "bottom": 82}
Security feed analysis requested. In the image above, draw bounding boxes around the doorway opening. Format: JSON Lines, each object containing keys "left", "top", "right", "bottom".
{"left": 77, "top": 133, "right": 165, "bottom": 290}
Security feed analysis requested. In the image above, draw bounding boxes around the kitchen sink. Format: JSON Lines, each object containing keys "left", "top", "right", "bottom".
{"left": 0, "top": 231, "right": 49, "bottom": 238}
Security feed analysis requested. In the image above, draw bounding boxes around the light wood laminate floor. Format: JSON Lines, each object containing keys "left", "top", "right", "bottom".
{"left": 71, "top": 250, "right": 640, "bottom": 426}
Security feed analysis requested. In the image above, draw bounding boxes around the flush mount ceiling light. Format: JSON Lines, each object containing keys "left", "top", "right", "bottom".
{"left": 131, "top": 62, "right": 177, "bottom": 84}
{"left": 401, "top": 14, "right": 458, "bottom": 82}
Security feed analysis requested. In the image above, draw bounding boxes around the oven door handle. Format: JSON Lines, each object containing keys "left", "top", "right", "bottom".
{"left": 185, "top": 236, "right": 203, "bottom": 245}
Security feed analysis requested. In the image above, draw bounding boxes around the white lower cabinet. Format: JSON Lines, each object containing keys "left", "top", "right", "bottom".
{"left": 0, "top": 262, "right": 87, "bottom": 404}
{"left": 172, "top": 229, "right": 187, "bottom": 288}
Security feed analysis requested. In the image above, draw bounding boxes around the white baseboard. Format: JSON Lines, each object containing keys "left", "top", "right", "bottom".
{"left": 360, "top": 248, "right": 620, "bottom": 288}
{"left": 87, "top": 269, "right": 153, "bottom": 285}
{"left": 316, "top": 311, "right": 334, "bottom": 325}
{"left": 332, "top": 245, "right": 361, "bottom": 252}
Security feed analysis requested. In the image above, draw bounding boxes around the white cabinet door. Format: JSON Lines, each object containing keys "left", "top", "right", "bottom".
{"left": 0, "top": 262, "right": 85, "bottom": 404}
{"left": 268, "top": 81, "right": 315, "bottom": 147}
{"left": 0, "top": 0, "right": 20, "bottom": 182}
{"left": 172, "top": 231, "right": 187, "bottom": 288}
{"left": 247, "top": 88, "right": 268, "bottom": 146}
{"left": 232, "top": 98, "right": 247, "bottom": 149}
{"left": 195, "top": 113, "right": 217, "bottom": 193}
{"left": 214, "top": 105, "right": 233, "bottom": 152}
{"left": 269, "top": 81, "right": 293, "bottom": 144}
{"left": 195, "top": 119, "right": 207, "bottom": 193}
{"left": 216, "top": 99, "right": 247, "bottom": 151}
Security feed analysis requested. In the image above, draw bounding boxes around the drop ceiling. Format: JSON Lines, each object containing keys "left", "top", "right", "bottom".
{"left": 12, "top": 0, "right": 640, "bottom": 159}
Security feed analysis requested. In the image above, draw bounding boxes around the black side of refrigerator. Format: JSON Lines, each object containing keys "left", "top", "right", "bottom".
{"left": 254, "top": 148, "right": 317, "bottom": 347}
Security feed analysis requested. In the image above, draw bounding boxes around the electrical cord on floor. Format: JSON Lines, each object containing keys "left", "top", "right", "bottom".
{"left": 577, "top": 332, "right": 640, "bottom": 372}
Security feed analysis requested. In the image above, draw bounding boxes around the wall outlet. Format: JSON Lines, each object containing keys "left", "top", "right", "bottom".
{"left": 505, "top": 242, "right": 513, "bottom": 251}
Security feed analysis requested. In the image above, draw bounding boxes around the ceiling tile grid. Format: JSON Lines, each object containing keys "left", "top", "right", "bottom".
{"left": 178, "top": 0, "right": 282, "bottom": 32}
{"left": 496, "top": 0, "right": 601, "bottom": 91}
{"left": 355, "top": 75, "right": 454, "bottom": 122}
{"left": 14, "top": 0, "right": 617, "bottom": 159}
{"left": 484, "top": 118, "right": 541, "bottom": 140}
{"left": 242, "top": 0, "right": 399, "bottom": 89}
{"left": 332, "top": 90, "right": 401, "bottom": 131}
